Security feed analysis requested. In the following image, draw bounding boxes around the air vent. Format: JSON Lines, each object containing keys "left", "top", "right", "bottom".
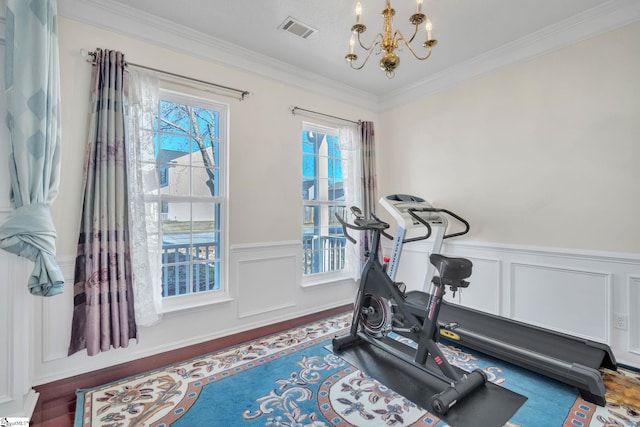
{"left": 278, "top": 16, "right": 317, "bottom": 39}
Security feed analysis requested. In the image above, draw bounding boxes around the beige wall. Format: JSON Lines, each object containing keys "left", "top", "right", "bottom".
{"left": 377, "top": 21, "right": 640, "bottom": 253}
{"left": 55, "top": 17, "right": 377, "bottom": 257}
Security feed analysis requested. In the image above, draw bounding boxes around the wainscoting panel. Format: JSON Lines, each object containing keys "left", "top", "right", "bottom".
{"left": 232, "top": 241, "right": 301, "bottom": 318}
{"left": 392, "top": 241, "right": 432, "bottom": 293}
{"left": 631, "top": 276, "right": 640, "bottom": 355}
{"left": 386, "top": 239, "right": 640, "bottom": 367}
{"left": 388, "top": 242, "right": 503, "bottom": 315}
{"left": 40, "top": 259, "right": 75, "bottom": 363}
{"left": 451, "top": 257, "right": 502, "bottom": 315}
{"left": 237, "top": 255, "right": 297, "bottom": 318}
{"left": 510, "top": 262, "right": 610, "bottom": 342}
{"left": 0, "top": 250, "right": 38, "bottom": 416}
{"left": 0, "top": 251, "right": 14, "bottom": 405}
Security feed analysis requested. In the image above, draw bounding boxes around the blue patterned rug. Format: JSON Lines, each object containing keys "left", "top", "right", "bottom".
{"left": 74, "top": 313, "right": 640, "bottom": 426}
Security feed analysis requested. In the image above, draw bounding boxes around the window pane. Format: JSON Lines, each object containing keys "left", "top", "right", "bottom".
{"left": 192, "top": 166, "right": 217, "bottom": 197}
{"left": 329, "top": 205, "right": 347, "bottom": 227}
{"left": 303, "top": 205, "right": 317, "bottom": 228}
{"left": 158, "top": 165, "right": 190, "bottom": 197}
{"left": 191, "top": 202, "right": 217, "bottom": 226}
{"left": 191, "top": 262, "right": 218, "bottom": 293}
{"left": 159, "top": 101, "right": 190, "bottom": 135}
{"left": 162, "top": 202, "right": 191, "bottom": 232}
{"left": 302, "top": 230, "right": 346, "bottom": 275}
{"left": 158, "top": 135, "right": 191, "bottom": 163}
{"left": 192, "top": 107, "right": 219, "bottom": 140}
{"left": 302, "top": 179, "right": 316, "bottom": 201}
{"left": 161, "top": 203, "right": 219, "bottom": 297}
{"left": 191, "top": 140, "right": 218, "bottom": 168}
{"left": 302, "top": 153, "right": 315, "bottom": 179}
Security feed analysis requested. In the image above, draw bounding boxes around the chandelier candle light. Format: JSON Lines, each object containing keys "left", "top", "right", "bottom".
{"left": 346, "top": 0, "right": 437, "bottom": 78}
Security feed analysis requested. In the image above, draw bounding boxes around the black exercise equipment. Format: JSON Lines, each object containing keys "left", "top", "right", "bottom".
{"left": 332, "top": 205, "right": 487, "bottom": 415}
{"left": 379, "top": 193, "right": 617, "bottom": 407}
{"left": 438, "top": 303, "right": 616, "bottom": 406}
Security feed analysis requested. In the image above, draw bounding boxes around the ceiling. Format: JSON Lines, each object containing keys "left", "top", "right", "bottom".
{"left": 59, "top": 0, "right": 640, "bottom": 109}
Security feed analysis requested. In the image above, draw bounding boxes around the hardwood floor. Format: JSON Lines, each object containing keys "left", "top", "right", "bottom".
{"left": 29, "top": 305, "right": 351, "bottom": 426}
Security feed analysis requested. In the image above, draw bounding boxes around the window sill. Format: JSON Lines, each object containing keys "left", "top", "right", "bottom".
{"left": 160, "top": 290, "right": 233, "bottom": 314}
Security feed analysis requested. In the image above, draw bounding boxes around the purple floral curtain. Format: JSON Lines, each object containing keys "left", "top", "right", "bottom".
{"left": 359, "top": 121, "right": 378, "bottom": 257}
{"left": 68, "top": 49, "right": 137, "bottom": 356}
{"left": 359, "top": 121, "right": 377, "bottom": 218}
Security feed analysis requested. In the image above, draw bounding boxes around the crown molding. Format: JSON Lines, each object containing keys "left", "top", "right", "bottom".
{"left": 57, "top": 0, "right": 378, "bottom": 109}
{"left": 382, "top": 0, "right": 640, "bottom": 110}
{"left": 58, "top": 0, "right": 640, "bottom": 112}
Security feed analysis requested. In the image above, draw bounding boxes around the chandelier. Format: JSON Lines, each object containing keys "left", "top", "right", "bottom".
{"left": 346, "top": 0, "right": 437, "bottom": 78}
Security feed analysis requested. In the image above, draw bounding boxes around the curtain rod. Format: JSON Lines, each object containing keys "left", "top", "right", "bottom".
{"left": 291, "top": 106, "right": 360, "bottom": 125}
{"left": 81, "top": 49, "right": 251, "bottom": 101}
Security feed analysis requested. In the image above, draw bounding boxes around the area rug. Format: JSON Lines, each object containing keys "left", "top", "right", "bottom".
{"left": 74, "top": 312, "right": 640, "bottom": 426}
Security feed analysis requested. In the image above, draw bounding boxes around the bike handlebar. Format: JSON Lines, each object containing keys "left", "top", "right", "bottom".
{"left": 334, "top": 211, "right": 391, "bottom": 244}
{"left": 336, "top": 205, "right": 470, "bottom": 245}
{"left": 404, "top": 208, "right": 433, "bottom": 243}
{"left": 408, "top": 207, "right": 470, "bottom": 239}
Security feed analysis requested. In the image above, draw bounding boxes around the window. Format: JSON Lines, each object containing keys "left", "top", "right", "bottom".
{"left": 151, "top": 91, "right": 227, "bottom": 300}
{"left": 302, "top": 123, "right": 355, "bottom": 277}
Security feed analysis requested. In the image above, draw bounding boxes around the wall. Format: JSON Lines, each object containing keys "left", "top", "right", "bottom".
{"left": 377, "top": 21, "right": 640, "bottom": 366}
{"left": 378, "top": 22, "right": 640, "bottom": 254}
{"left": 22, "top": 17, "right": 378, "bottom": 386}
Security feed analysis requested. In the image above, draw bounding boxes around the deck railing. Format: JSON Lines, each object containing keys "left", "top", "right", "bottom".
{"left": 161, "top": 241, "right": 219, "bottom": 297}
{"left": 303, "top": 235, "right": 346, "bottom": 275}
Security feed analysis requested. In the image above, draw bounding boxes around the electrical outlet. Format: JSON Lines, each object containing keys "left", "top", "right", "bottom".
{"left": 614, "top": 313, "right": 628, "bottom": 330}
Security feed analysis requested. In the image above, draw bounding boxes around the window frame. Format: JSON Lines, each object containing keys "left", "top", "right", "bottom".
{"left": 301, "top": 121, "right": 354, "bottom": 286}
{"left": 154, "top": 89, "right": 231, "bottom": 313}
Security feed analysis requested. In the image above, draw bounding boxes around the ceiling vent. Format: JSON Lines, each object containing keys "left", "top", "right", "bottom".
{"left": 278, "top": 16, "right": 317, "bottom": 39}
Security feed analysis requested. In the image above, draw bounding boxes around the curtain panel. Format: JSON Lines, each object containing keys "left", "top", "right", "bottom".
{"left": 0, "top": 0, "right": 64, "bottom": 296}
{"left": 68, "top": 49, "right": 137, "bottom": 356}
{"left": 359, "top": 121, "right": 377, "bottom": 218}
{"left": 359, "top": 121, "right": 378, "bottom": 257}
{"left": 125, "top": 68, "right": 162, "bottom": 326}
{"left": 338, "top": 124, "right": 362, "bottom": 281}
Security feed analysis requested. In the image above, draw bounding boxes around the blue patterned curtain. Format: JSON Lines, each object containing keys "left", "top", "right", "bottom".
{"left": 68, "top": 49, "right": 137, "bottom": 356}
{"left": 0, "top": 0, "right": 63, "bottom": 296}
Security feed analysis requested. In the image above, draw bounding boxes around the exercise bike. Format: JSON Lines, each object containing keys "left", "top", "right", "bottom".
{"left": 332, "top": 203, "right": 487, "bottom": 415}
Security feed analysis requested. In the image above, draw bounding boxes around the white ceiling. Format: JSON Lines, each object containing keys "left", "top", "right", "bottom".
{"left": 59, "top": 0, "right": 640, "bottom": 109}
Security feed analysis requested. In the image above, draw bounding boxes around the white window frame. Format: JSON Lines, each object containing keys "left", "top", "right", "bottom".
{"left": 301, "top": 121, "right": 358, "bottom": 287}
{"left": 155, "top": 89, "right": 231, "bottom": 313}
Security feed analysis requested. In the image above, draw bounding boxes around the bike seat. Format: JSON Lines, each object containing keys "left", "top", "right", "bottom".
{"left": 430, "top": 254, "right": 472, "bottom": 280}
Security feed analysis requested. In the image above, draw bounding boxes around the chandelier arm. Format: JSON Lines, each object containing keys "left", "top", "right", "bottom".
{"left": 403, "top": 23, "right": 421, "bottom": 45}
{"left": 357, "top": 31, "right": 383, "bottom": 53}
{"left": 396, "top": 30, "right": 434, "bottom": 61}
{"left": 349, "top": 40, "right": 382, "bottom": 70}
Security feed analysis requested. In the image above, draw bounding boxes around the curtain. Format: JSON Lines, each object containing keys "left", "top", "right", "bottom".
{"left": 125, "top": 68, "right": 162, "bottom": 326}
{"left": 359, "top": 121, "right": 378, "bottom": 256}
{"left": 338, "top": 124, "right": 361, "bottom": 280}
{"left": 68, "top": 49, "right": 137, "bottom": 356}
{"left": 0, "top": 0, "right": 63, "bottom": 296}
{"left": 359, "top": 121, "right": 377, "bottom": 218}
